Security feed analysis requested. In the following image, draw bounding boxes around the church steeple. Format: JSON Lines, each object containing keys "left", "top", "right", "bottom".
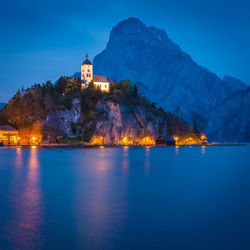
{"left": 81, "top": 51, "right": 93, "bottom": 87}
{"left": 80, "top": 49, "right": 110, "bottom": 91}
{"left": 82, "top": 51, "right": 92, "bottom": 65}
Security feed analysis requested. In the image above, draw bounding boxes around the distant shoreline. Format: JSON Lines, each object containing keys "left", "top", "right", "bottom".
{"left": 0, "top": 143, "right": 247, "bottom": 148}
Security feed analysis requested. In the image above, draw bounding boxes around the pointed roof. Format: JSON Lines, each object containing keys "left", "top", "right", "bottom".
{"left": 82, "top": 51, "right": 92, "bottom": 65}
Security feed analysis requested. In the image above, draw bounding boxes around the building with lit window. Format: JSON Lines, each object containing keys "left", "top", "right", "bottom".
{"left": 81, "top": 53, "right": 109, "bottom": 92}
{"left": 0, "top": 125, "right": 19, "bottom": 144}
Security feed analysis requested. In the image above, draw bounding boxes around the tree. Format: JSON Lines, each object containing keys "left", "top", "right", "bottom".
{"left": 88, "top": 81, "right": 95, "bottom": 89}
{"left": 55, "top": 77, "right": 67, "bottom": 95}
{"left": 133, "top": 84, "right": 138, "bottom": 97}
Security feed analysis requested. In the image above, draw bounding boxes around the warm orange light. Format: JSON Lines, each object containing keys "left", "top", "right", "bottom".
{"left": 121, "top": 137, "right": 134, "bottom": 145}
{"left": 201, "top": 134, "right": 207, "bottom": 141}
{"left": 174, "top": 136, "right": 202, "bottom": 145}
{"left": 32, "top": 137, "right": 36, "bottom": 140}
{"left": 90, "top": 136, "right": 104, "bottom": 145}
{"left": 138, "top": 137, "right": 156, "bottom": 146}
{"left": 175, "top": 145, "right": 179, "bottom": 154}
{"left": 173, "top": 136, "right": 179, "bottom": 141}
{"left": 201, "top": 145, "right": 206, "bottom": 154}
{"left": 99, "top": 146, "right": 104, "bottom": 149}
{"left": 182, "top": 137, "right": 198, "bottom": 145}
{"left": 31, "top": 145, "right": 37, "bottom": 149}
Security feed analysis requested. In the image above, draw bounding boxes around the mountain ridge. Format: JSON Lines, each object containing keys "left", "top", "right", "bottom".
{"left": 93, "top": 17, "right": 236, "bottom": 123}
{"left": 206, "top": 87, "right": 250, "bottom": 142}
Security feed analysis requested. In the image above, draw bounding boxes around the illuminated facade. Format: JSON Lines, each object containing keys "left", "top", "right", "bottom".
{"left": 81, "top": 52, "right": 109, "bottom": 92}
{"left": 0, "top": 125, "right": 19, "bottom": 144}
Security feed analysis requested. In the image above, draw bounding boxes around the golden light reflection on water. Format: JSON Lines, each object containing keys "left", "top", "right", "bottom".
{"left": 175, "top": 145, "right": 179, "bottom": 155}
{"left": 201, "top": 145, "right": 206, "bottom": 155}
{"left": 15, "top": 147, "right": 23, "bottom": 168}
{"left": 144, "top": 147, "right": 150, "bottom": 175}
{"left": 95, "top": 147, "right": 111, "bottom": 171}
{"left": 7, "top": 147, "right": 44, "bottom": 249}
{"left": 73, "top": 148, "right": 129, "bottom": 248}
{"left": 122, "top": 146, "right": 129, "bottom": 171}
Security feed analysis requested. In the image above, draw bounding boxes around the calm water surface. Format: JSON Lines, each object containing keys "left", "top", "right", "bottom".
{"left": 0, "top": 145, "right": 250, "bottom": 249}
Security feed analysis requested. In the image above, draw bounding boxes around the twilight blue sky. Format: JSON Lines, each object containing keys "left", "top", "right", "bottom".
{"left": 0, "top": 0, "right": 249, "bottom": 102}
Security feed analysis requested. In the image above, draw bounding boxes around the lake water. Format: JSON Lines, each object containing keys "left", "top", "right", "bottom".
{"left": 0, "top": 145, "right": 250, "bottom": 249}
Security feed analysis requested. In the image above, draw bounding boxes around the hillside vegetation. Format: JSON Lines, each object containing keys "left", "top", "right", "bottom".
{"left": 0, "top": 76, "right": 198, "bottom": 143}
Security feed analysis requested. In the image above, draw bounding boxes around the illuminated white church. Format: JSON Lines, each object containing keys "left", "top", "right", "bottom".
{"left": 81, "top": 53, "right": 109, "bottom": 92}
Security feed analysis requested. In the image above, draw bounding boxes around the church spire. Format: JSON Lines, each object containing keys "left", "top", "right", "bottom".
{"left": 81, "top": 50, "right": 92, "bottom": 65}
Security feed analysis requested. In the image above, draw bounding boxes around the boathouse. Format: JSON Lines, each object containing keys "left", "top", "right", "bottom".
{"left": 156, "top": 136, "right": 176, "bottom": 146}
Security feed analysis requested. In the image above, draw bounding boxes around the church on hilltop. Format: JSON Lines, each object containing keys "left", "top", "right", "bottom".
{"left": 81, "top": 53, "right": 109, "bottom": 92}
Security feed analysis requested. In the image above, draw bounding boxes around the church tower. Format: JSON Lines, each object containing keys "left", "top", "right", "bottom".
{"left": 81, "top": 52, "right": 93, "bottom": 88}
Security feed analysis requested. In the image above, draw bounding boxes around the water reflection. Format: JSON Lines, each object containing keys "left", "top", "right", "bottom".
{"left": 73, "top": 148, "right": 128, "bottom": 248}
{"left": 6, "top": 148, "right": 44, "bottom": 249}
{"left": 15, "top": 147, "right": 23, "bottom": 169}
{"left": 122, "top": 147, "right": 129, "bottom": 172}
{"left": 1, "top": 146, "right": 249, "bottom": 249}
{"left": 201, "top": 146, "right": 206, "bottom": 155}
{"left": 144, "top": 147, "right": 150, "bottom": 175}
{"left": 175, "top": 145, "right": 179, "bottom": 155}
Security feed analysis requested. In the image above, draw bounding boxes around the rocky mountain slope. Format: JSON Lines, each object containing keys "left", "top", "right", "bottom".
{"left": 206, "top": 87, "right": 250, "bottom": 142}
{"left": 93, "top": 17, "right": 250, "bottom": 141}
{"left": 222, "top": 75, "right": 248, "bottom": 91}
{"left": 93, "top": 18, "right": 238, "bottom": 122}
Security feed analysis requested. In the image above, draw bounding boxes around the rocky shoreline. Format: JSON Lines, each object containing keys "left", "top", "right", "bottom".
{"left": 0, "top": 143, "right": 246, "bottom": 148}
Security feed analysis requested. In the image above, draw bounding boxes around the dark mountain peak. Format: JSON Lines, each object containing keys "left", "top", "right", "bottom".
{"left": 105, "top": 17, "right": 180, "bottom": 56}
{"left": 94, "top": 18, "right": 236, "bottom": 123}
{"left": 114, "top": 17, "right": 168, "bottom": 39}
{"left": 93, "top": 18, "right": 250, "bottom": 142}
{"left": 113, "top": 17, "right": 146, "bottom": 33}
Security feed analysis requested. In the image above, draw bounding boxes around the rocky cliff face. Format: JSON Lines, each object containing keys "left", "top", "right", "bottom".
{"left": 93, "top": 18, "right": 236, "bottom": 122}
{"left": 93, "top": 101, "right": 167, "bottom": 144}
{"left": 44, "top": 98, "right": 167, "bottom": 144}
{"left": 44, "top": 98, "right": 82, "bottom": 138}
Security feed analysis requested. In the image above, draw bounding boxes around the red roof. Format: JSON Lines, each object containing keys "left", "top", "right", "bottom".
{"left": 0, "top": 125, "right": 17, "bottom": 132}
{"left": 93, "top": 75, "right": 109, "bottom": 83}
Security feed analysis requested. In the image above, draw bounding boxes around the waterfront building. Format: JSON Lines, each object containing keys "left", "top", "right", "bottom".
{"left": 0, "top": 125, "right": 19, "bottom": 144}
